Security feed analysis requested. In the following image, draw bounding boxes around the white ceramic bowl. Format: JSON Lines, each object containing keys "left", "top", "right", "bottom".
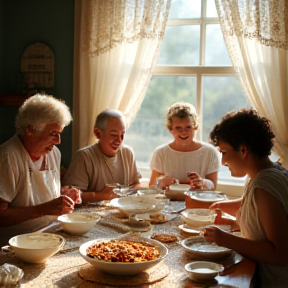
{"left": 109, "top": 196, "right": 165, "bottom": 215}
{"left": 181, "top": 208, "right": 216, "bottom": 228}
{"left": 185, "top": 261, "right": 223, "bottom": 281}
{"left": 181, "top": 236, "right": 233, "bottom": 259}
{"left": 79, "top": 237, "right": 168, "bottom": 275}
{"left": 9, "top": 233, "right": 65, "bottom": 264}
{"left": 58, "top": 212, "right": 101, "bottom": 236}
{"left": 112, "top": 187, "right": 131, "bottom": 197}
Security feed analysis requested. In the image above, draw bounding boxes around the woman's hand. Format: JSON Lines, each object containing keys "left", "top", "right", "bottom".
{"left": 212, "top": 208, "right": 240, "bottom": 231}
{"left": 204, "top": 225, "right": 227, "bottom": 246}
{"left": 209, "top": 198, "right": 242, "bottom": 217}
{"left": 187, "top": 172, "right": 204, "bottom": 189}
{"left": 61, "top": 186, "right": 82, "bottom": 204}
{"left": 157, "top": 175, "right": 178, "bottom": 190}
{"left": 45, "top": 195, "right": 76, "bottom": 215}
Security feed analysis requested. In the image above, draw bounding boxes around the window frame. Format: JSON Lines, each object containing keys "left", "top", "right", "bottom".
{"left": 134, "top": 1, "right": 245, "bottom": 196}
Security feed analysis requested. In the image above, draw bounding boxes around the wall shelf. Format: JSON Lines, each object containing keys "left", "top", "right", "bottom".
{"left": 0, "top": 94, "right": 28, "bottom": 106}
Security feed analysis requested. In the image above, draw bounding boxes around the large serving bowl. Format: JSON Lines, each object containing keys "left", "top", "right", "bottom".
{"left": 109, "top": 196, "right": 165, "bottom": 215}
{"left": 185, "top": 261, "right": 223, "bottom": 282}
{"left": 9, "top": 233, "right": 65, "bottom": 264}
{"left": 58, "top": 212, "right": 101, "bottom": 236}
{"left": 181, "top": 208, "right": 216, "bottom": 228}
{"left": 79, "top": 236, "right": 168, "bottom": 275}
{"left": 181, "top": 236, "right": 232, "bottom": 259}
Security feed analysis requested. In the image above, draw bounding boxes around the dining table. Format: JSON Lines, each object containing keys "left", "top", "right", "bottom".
{"left": 0, "top": 200, "right": 256, "bottom": 288}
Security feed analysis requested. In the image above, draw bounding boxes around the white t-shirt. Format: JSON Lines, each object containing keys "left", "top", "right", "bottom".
{"left": 62, "top": 143, "right": 141, "bottom": 192}
{"left": 150, "top": 142, "right": 220, "bottom": 183}
{"left": 0, "top": 135, "right": 61, "bottom": 245}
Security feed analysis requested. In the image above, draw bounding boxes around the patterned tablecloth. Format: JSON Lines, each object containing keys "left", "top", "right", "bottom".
{"left": 0, "top": 201, "right": 254, "bottom": 288}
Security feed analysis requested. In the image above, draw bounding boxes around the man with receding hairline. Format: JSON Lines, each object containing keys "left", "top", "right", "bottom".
{"left": 62, "top": 109, "right": 141, "bottom": 203}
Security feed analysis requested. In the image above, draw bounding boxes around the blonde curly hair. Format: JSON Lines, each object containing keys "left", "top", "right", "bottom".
{"left": 165, "top": 102, "right": 199, "bottom": 130}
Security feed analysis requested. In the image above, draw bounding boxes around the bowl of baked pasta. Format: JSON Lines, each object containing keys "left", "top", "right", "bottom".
{"left": 79, "top": 234, "right": 168, "bottom": 275}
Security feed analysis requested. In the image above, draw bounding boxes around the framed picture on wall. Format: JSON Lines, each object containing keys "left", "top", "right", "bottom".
{"left": 21, "top": 42, "right": 55, "bottom": 91}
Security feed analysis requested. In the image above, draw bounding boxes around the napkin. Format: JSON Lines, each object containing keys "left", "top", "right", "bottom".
{"left": 0, "top": 263, "right": 24, "bottom": 287}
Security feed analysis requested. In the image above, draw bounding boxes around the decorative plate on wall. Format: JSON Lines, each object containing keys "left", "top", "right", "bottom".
{"left": 21, "top": 42, "right": 54, "bottom": 89}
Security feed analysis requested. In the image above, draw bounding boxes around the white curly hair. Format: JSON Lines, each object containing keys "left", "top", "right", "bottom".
{"left": 15, "top": 93, "right": 72, "bottom": 135}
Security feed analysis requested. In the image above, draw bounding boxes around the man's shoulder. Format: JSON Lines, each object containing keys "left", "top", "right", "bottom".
{"left": 119, "top": 144, "right": 135, "bottom": 156}
{"left": 75, "top": 143, "right": 98, "bottom": 157}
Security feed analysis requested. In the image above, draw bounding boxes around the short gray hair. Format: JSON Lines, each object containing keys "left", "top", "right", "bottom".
{"left": 94, "top": 109, "right": 125, "bottom": 130}
{"left": 15, "top": 94, "right": 73, "bottom": 135}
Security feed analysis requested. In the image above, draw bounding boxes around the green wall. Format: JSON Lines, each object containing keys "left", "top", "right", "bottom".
{"left": 0, "top": 0, "right": 74, "bottom": 168}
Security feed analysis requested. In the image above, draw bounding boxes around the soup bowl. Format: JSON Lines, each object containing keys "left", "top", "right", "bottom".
{"left": 58, "top": 212, "right": 101, "bottom": 236}
{"left": 185, "top": 261, "right": 223, "bottom": 281}
{"left": 9, "top": 233, "right": 65, "bottom": 264}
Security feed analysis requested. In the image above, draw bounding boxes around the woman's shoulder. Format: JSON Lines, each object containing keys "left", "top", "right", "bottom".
{"left": 153, "top": 143, "right": 170, "bottom": 153}
{"left": 200, "top": 142, "right": 217, "bottom": 150}
{"left": 0, "top": 135, "right": 27, "bottom": 161}
{"left": 198, "top": 142, "right": 219, "bottom": 155}
{"left": 0, "top": 135, "right": 21, "bottom": 152}
{"left": 256, "top": 164, "right": 288, "bottom": 188}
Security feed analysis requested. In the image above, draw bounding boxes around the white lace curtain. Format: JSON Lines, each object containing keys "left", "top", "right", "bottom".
{"left": 72, "top": 0, "right": 171, "bottom": 153}
{"left": 216, "top": 0, "right": 288, "bottom": 168}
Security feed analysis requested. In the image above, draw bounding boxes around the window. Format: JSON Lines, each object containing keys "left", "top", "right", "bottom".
{"left": 124, "top": 0, "right": 248, "bottom": 186}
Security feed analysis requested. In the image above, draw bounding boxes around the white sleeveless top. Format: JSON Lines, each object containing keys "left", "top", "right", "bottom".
{"left": 237, "top": 164, "right": 288, "bottom": 287}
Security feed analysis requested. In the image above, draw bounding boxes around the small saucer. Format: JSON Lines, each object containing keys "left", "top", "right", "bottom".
{"left": 178, "top": 224, "right": 200, "bottom": 235}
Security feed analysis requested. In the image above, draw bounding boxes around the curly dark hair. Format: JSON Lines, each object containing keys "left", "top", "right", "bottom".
{"left": 209, "top": 108, "right": 275, "bottom": 158}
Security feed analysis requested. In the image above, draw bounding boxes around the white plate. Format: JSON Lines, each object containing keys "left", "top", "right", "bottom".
{"left": 178, "top": 224, "right": 200, "bottom": 235}
{"left": 185, "top": 191, "right": 226, "bottom": 202}
{"left": 181, "top": 236, "right": 232, "bottom": 259}
{"left": 109, "top": 196, "right": 164, "bottom": 215}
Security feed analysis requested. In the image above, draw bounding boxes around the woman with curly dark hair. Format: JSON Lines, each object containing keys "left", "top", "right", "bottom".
{"left": 204, "top": 108, "right": 288, "bottom": 288}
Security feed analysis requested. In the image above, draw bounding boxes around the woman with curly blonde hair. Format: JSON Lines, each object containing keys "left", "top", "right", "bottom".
{"left": 149, "top": 102, "right": 220, "bottom": 194}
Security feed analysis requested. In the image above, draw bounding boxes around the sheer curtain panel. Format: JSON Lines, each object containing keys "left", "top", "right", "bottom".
{"left": 216, "top": 0, "right": 288, "bottom": 168}
{"left": 73, "top": 0, "right": 171, "bottom": 153}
